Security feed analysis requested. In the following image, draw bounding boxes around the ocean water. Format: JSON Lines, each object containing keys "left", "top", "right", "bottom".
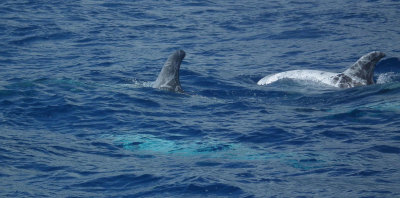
{"left": 1, "top": 0, "right": 400, "bottom": 197}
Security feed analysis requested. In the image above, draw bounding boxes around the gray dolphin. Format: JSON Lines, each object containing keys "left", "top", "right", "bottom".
{"left": 257, "top": 51, "right": 386, "bottom": 88}
{"left": 152, "top": 50, "right": 186, "bottom": 92}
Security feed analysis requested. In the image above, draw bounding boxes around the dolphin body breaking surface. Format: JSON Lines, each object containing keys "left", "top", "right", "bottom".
{"left": 152, "top": 50, "right": 186, "bottom": 92}
{"left": 151, "top": 50, "right": 385, "bottom": 92}
{"left": 257, "top": 51, "right": 386, "bottom": 88}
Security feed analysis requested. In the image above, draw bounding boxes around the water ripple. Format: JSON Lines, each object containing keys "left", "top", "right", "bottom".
{"left": 1, "top": 0, "right": 400, "bottom": 197}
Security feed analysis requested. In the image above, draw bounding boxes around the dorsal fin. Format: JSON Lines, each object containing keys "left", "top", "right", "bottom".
{"left": 152, "top": 50, "right": 186, "bottom": 92}
{"left": 343, "top": 51, "right": 385, "bottom": 85}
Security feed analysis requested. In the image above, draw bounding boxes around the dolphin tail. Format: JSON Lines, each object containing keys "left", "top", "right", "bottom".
{"left": 343, "top": 51, "right": 385, "bottom": 85}
{"left": 152, "top": 50, "right": 186, "bottom": 92}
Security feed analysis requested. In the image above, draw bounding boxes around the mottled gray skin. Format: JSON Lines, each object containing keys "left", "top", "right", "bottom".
{"left": 257, "top": 51, "right": 386, "bottom": 88}
{"left": 152, "top": 50, "right": 185, "bottom": 92}
{"left": 332, "top": 51, "right": 385, "bottom": 88}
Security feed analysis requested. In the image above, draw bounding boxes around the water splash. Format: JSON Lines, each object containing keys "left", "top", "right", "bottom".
{"left": 376, "top": 72, "right": 400, "bottom": 84}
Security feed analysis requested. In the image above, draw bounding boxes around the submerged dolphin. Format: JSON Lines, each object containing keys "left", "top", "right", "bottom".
{"left": 152, "top": 50, "right": 186, "bottom": 92}
{"left": 257, "top": 51, "right": 386, "bottom": 88}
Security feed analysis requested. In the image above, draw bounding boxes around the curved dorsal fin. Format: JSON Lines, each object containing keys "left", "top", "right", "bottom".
{"left": 343, "top": 51, "right": 385, "bottom": 85}
{"left": 152, "top": 50, "right": 186, "bottom": 92}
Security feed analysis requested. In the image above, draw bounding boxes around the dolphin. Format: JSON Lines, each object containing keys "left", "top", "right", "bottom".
{"left": 257, "top": 51, "right": 386, "bottom": 88}
{"left": 152, "top": 50, "right": 186, "bottom": 92}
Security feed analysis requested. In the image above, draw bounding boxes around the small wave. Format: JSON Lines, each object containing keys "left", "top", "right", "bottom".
{"left": 157, "top": 183, "right": 243, "bottom": 197}
{"left": 269, "top": 28, "right": 329, "bottom": 40}
{"left": 71, "top": 174, "right": 161, "bottom": 190}
{"left": 15, "top": 160, "right": 68, "bottom": 173}
{"left": 237, "top": 127, "right": 297, "bottom": 143}
{"left": 363, "top": 101, "right": 400, "bottom": 112}
{"left": 9, "top": 32, "right": 75, "bottom": 46}
{"left": 369, "top": 145, "right": 400, "bottom": 154}
{"left": 349, "top": 170, "right": 382, "bottom": 177}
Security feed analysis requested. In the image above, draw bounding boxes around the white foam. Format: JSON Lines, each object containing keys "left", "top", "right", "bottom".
{"left": 376, "top": 72, "right": 399, "bottom": 84}
{"left": 121, "top": 78, "right": 153, "bottom": 88}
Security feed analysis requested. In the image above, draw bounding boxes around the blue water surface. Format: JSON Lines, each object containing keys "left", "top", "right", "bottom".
{"left": 1, "top": 0, "right": 400, "bottom": 197}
